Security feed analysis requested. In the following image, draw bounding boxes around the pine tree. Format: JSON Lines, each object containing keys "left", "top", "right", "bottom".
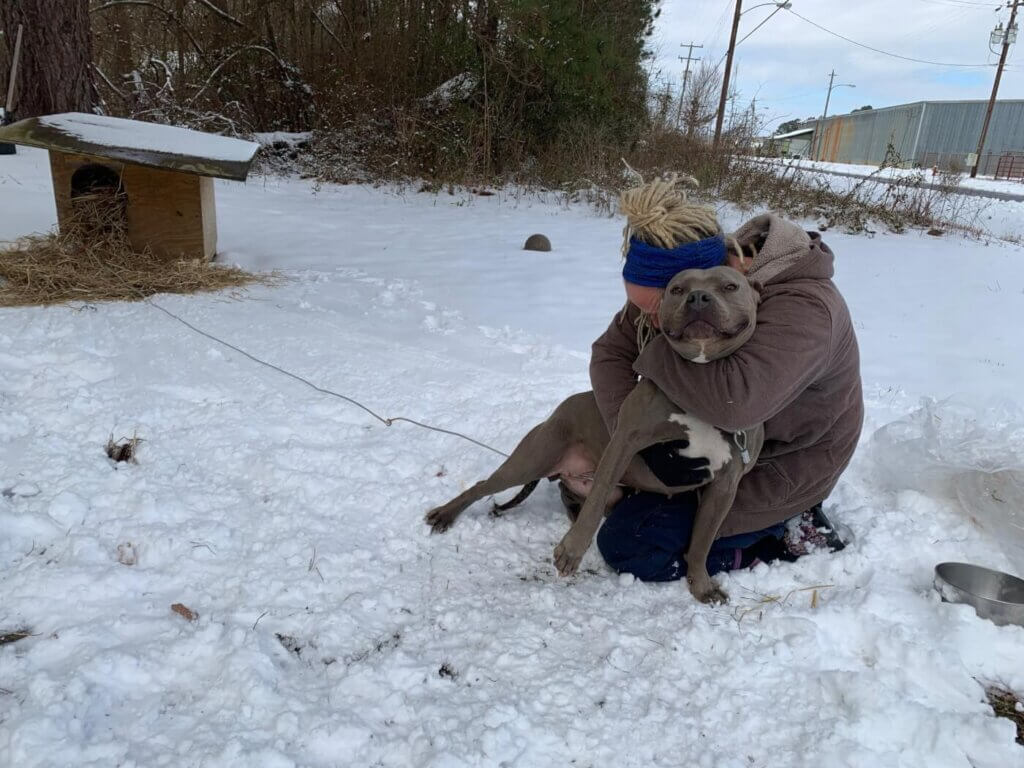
{"left": 1, "top": 0, "right": 95, "bottom": 118}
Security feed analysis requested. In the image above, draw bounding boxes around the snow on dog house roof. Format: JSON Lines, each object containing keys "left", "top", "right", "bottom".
{"left": 0, "top": 112, "right": 259, "bottom": 181}
{"left": 0, "top": 114, "right": 261, "bottom": 261}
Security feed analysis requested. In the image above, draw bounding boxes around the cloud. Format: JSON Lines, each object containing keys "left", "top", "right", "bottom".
{"left": 649, "top": 0, "right": 1021, "bottom": 131}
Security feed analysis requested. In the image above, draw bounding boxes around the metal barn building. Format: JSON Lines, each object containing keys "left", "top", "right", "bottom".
{"left": 772, "top": 126, "right": 815, "bottom": 159}
{"left": 804, "top": 100, "right": 1024, "bottom": 176}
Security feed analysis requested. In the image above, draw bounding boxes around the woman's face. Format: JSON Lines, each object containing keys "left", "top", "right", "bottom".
{"left": 724, "top": 248, "right": 752, "bottom": 274}
{"left": 624, "top": 282, "right": 663, "bottom": 328}
{"left": 624, "top": 250, "right": 749, "bottom": 327}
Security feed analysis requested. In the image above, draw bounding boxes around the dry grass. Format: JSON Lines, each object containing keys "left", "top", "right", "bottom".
{"left": 0, "top": 191, "right": 275, "bottom": 307}
{"left": 294, "top": 120, "right": 999, "bottom": 240}
{"left": 0, "top": 628, "right": 33, "bottom": 646}
{"left": 987, "top": 686, "right": 1024, "bottom": 747}
{"left": 106, "top": 433, "right": 142, "bottom": 464}
{"left": 171, "top": 603, "right": 199, "bottom": 622}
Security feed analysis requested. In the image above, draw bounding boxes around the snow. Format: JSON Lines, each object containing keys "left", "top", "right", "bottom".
{"left": 772, "top": 127, "right": 815, "bottom": 140}
{"left": 253, "top": 132, "right": 312, "bottom": 148}
{"left": 770, "top": 157, "right": 1024, "bottom": 196}
{"left": 38, "top": 113, "right": 260, "bottom": 164}
{"left": 422, "top": 73, "right": 479, "bottom": 106}
{"left": 3, "top": 146, "right": 1024, "bottom": 767}
{"left": 757, "top": 157, "right": 1024, "bottom": 241}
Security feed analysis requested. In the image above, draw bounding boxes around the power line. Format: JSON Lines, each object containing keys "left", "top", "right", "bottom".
{"left": 917, "top": 0, "right": 1002, "bottom": 8}
{"left": 735, "top": 4, "right": 787, "bottom": 47}
{"left": 784, "top": 8, "right": 996, "bottom": 67}
{"left": 703, "top": 0, "right": 735, "bottom": 50}
{"left": 899, "top": 5, "right": 974, "bottom": 45}
{"left": 761, "top": 88, "right": 828, "bottom": 103}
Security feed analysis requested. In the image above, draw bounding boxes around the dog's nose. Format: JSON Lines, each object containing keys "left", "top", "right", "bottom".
{"left": 687, "top": 290, "right": 712, "bottom": 308}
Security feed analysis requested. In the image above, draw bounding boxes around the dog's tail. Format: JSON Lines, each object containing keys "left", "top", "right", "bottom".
{"left": 490, "top": 480, "right": 540, "bottom": 515}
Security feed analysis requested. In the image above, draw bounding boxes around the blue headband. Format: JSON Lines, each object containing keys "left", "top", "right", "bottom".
{"left": 622, "top": 234, "right": 727, "bottom": 287}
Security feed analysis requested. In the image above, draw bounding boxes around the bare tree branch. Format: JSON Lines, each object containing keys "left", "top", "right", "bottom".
{"left": 328, "top": 0, "right": 356, "bottom": 41}
{"left": 311, "top": 8, "right": 346, "bottom": 54}
{"left": 193, "top": 0, "right": 247, "bottom": 29}
{"left": 90, "top": 0, "right": 206, "bottom": 56}
{"left": 143, "top": 56, "right": 175, "bottom": 95}
{"left": 92, "top": 63, "right": 127, "bottom": 98}
{"left": 91, "top": 1, "right": 171, "bottom": 16}
{"left": 188, "top": 45, "right": 285, "bottom": 107}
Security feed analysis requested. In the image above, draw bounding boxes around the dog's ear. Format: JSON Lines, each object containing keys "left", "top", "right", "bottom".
{"left": 747, "top": 278, "right": 765, "bottom": 303}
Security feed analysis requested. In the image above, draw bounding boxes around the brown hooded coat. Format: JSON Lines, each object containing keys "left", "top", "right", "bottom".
{"left": 590, "top": 214, "right": 864, "bottom": 537}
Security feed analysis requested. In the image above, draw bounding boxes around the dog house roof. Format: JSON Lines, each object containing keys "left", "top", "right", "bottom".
{"left": 0, "top": 113, "right": 260, "bottom": 181}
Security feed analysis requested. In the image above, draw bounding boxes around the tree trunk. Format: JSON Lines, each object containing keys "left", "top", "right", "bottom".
{"left": 0, "top": 0, "right": 94, "bottom": 118}
{"left": 175, "top": 0, "right": 186, "bottom": 87}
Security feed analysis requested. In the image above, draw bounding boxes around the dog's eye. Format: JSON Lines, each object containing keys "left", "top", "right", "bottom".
{"left": 670, "top": 285, "right": 684, "bottom": 296}
{"left": 723, "top": 283, "right": 739, "bottom": 292}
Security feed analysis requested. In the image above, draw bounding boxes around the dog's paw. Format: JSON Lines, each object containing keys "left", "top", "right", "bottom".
{"left": 687, "top": 575, "right": 728, "bottom": 605}
{"left": 424, "top": 506, "right": 458, "bottom": 534}
{"left": 553, "top": 538, "right": 585, "bottom": 577}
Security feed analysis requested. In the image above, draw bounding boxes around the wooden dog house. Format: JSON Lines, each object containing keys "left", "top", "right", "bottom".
{"left": 0, "top": 113, "right": 259, "bottom": 260}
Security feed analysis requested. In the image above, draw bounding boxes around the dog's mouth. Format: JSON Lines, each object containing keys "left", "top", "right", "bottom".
{"left": 681, "top": 320, "right": 719, "bottom": 341}
{"left": 664, "top": 318, "right": 749, "bottom": 342}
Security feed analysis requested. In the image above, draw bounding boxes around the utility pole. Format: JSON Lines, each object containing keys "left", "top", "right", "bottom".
{"left": 713, "top": 0, "right": 743, "bottom": 147}
{"left": 971, "top": 0, "right": 1020, "bottom": 178}
{"left": 675, "top": 42, "right": 703, "bottom": 127}
{"left": 811, "top": 70, "right": 854, "bottom": 160}
{"left": 727, "top": 60, "right": 740, "bottom": 131}
{"left": 813, "top": 70, "right": 837, "bottom": 161}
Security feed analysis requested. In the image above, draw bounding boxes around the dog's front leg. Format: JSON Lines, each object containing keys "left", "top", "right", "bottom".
{"left": 552, "top": 428, "right": 641, "bottom": 576}
{"left": 553, "top": 382, "right": 663, "bottom": 576}
{"left": 683, "top": 460, "right": 744, "bottom": 604}
{"left": 684, "top": 427, "right": 762, "bottom": 603}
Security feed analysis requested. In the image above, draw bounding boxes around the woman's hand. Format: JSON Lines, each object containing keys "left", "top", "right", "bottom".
{"left": 639, "top": 440, "right": 712, "bottom": 487}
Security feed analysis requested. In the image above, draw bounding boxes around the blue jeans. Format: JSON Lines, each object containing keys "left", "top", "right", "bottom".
{"left": 596, "top": 490, "right": 786, "bottom": 582}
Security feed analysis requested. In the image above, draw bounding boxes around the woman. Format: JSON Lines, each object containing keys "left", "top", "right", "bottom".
{"left": 581, "top": 176, "right": 863, "bottom": 582}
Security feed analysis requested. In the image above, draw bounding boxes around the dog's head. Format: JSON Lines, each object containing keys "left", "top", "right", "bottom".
{"left": 657, "top": 266, "right": 760, "bottom": 363}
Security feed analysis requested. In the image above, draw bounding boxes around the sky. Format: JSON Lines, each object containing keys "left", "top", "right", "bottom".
{"left": 649, "top": 0, "right": 1024, "bottom": 134}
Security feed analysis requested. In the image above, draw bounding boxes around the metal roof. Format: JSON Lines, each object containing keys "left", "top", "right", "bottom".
{"left": 0, "top": 113, "right": 259, "bottom": 181}
{"left": 802, "top": 99, "right": 1024, "bottom": 168}
{"left": 773, "top": 127, "right": 815, "bottom": 139}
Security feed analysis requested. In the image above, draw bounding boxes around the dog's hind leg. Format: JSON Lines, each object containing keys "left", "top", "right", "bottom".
{"left": 425, "top": 420, "right": 574, "bottom": 533}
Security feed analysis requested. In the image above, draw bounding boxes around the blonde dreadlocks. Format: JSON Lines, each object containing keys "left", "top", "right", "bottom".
{"left": 618, "top": 172, "right": 729, "bottom": 349}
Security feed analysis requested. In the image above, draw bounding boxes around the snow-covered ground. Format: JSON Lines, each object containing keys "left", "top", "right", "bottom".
{"left": 757, "top": 157, "right": 1024, "bottom": 241}
{"left": 2, "top": 146, "right": 1024, "bottom": 767}
{"left": 772, "top": 158, "right": 1024, "bottom": 196}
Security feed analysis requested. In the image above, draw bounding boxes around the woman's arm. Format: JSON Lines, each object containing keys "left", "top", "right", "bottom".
{"left": 633, "top": 289, "right": 834, "bottom": 432}
{"left": 589, "top": 305, "right": 642, "bottom": 433}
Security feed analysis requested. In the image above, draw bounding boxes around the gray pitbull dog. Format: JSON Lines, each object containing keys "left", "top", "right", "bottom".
{"left": 425, "top": 265, "right": 763, "bottom": 603}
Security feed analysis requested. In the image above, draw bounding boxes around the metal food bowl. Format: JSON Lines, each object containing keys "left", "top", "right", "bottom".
{"left": 934, "top": 562, "right": 1024, "bottom": 628}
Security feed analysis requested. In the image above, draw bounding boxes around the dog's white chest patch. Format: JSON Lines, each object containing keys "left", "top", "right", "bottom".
{"left": 667, "top": 413, "right": 732, "bottom": 472}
